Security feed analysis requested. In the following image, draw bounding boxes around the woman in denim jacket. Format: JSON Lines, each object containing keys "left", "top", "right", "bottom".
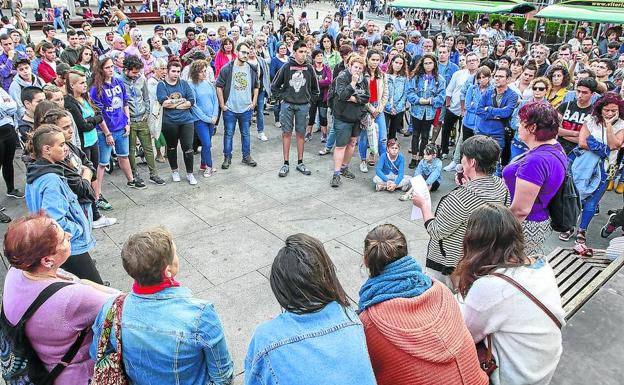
{"left": 384, "top": 54, "right": 409, "bottom": 141}
{"left": 463, "top": 66, "right": 491, "bottom": 141}
{"left": 244, "top": 234, "right": 377, "bottom": 385}
{"left": 90, "top": 227, "right": 234, "bottom": 385}
{"left": 406, "top": 53, "right": 446, "bottom": 169}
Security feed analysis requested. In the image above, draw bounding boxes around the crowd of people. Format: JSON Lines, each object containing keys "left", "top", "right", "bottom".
{"left": 2, "top": 2, "right": 624, "bottom": 384}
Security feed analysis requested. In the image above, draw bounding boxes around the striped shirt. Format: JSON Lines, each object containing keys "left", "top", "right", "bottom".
{"left": 425, "top": 176, "right": 510, "bottom": 275}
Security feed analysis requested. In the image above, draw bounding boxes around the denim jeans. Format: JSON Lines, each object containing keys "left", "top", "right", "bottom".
{"left": 579, "top": 172, "right": 608, "bottom": 230}
{"left": 484, "top": 133, "right": 505, "bottom": 176}
{"left": 273, "top": 100, "right": 281, "bottom": 123}
{"left": 358, "top": 109, "right": 387, "bottom": 160}
{"left": 223, "top": 109, "right": 252, "bottom": 157}
{"left": 195, "top": 120, "right": 216, "bottom": 168}
{"left": 325, "top": 118, "right": 337, "bottom": 149}
{"left": 53, "top": 16, "right": 66, "bottom": 33}
{"left": 256, "top": 91, "right": 266, "bottom": 133}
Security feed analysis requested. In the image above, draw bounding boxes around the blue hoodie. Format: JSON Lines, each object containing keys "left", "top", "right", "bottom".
{"left": 25, "top": 160, "right": 95, "bottom": 255}
{"left": 188, "top": 80, "right": 218, "bottom": 123}
{"left": 90, "top": 78, "right": 129, "bottom": 132}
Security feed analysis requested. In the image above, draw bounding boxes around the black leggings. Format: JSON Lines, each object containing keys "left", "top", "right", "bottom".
{"left": 308, "top": 100, "right": 328, "bottom": 126}
{"left": 411, "top": 117, "right": 433, "bottom": 157}
{"left": 82, "top": 143, "right": 99, "bottom": 169}
{"left": 385, "top": 111, "right": 405, "bottom": 140}
{"left": 462, "top": 124, "right": 474, "bottom": 142}
{"left": 162, "top": 120, "right": 195, "bottom": 173}
{"left": 0, "top": 131, "right": 16, "bottom": 193}
{"left": 441, "top": 111, "right": 461, "bottom": 155}
{"left": 61, "top": 251, "right": 103, "bottom": 284}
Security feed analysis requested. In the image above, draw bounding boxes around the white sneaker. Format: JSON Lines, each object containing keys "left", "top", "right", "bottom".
{"left": 275, "top": 121, "right": 282, "bottom": 128}
{"left": 92, "top": 216, "right": 117, "bottom": 229}
{"left": 187, "top": 173, "right": 198, "bottom": 185}
{"left": 359, "top": 161, "right": 368, "bottom": 173}
{"left": 172, "top": 171, "right": 181, "bottom": 182}
{"left": 203, "top": 168, "right": 215, "bottom": 178}
{"left": 443, "top": 161, "right": 457, "bottom": 172}
{"left": 258, "top": 132, "right": 268, "bottom": 141}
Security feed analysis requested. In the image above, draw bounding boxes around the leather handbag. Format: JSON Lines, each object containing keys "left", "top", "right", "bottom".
{"left": 475, "top": 272, "right": 563, "bottom": 377}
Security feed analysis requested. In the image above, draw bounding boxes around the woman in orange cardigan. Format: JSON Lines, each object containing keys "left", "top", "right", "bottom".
{"left": 357, "top": 224, "right": 488, "bottom": 385}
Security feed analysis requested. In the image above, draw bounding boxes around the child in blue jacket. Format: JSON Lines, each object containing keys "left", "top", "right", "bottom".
{"left": 373, "top": 139, "right": 411, "bottom": 192}
{"left": 400, "top": 144, "right": 443, "bottom": 201}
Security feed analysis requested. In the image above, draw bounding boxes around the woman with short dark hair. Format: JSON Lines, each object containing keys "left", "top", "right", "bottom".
{"left": 358, "top": 224, "right": 488, "bottom": 385}
{"left": 455, "top": 204, "right": 564, "bottom": 385}
{"left": 502, "top": 102, "right": 567, "bottom": 254}
{"left": 244, "top": 233, "right": 377, "bottom": 385}
{"left": 412, "top": 135, "right": 510, "bottom": 288}
{"left": 3, "top": 212, "right": 116, "bottom": 385}
{"left": 90, "top": 226, "right": 234, "bottom": 385}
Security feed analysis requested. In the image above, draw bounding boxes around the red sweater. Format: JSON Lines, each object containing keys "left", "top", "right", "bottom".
{"left": 38, "top": 61, "right": 57, "bottom": 83}
{"left": 359, "top": 281, "right": 488, "bottom": 385}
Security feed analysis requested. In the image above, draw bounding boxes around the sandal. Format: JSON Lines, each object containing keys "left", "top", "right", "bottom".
{"left": 575, "top": 230, "right": 587, "bottom": 245}
{"left": 573, "top": 243, "right": 594, "bottom": 258}
{"left": 559, "top": 229, "right": 575, "bottom": 242}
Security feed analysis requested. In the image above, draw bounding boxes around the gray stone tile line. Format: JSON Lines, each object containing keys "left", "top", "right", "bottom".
{"left": 170, "top": 194, "right": 216, "bottom": 228}
{"left": 108, "top": 180, "right": 139, "bottom": 206}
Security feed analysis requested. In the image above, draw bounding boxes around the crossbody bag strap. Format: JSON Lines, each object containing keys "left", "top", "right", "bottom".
{"left": 490, "top": 272, "right": 562, "bottom": 329}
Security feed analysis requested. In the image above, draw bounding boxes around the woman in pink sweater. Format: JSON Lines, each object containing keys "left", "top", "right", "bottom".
{"left": 214, "top": 37, "right": 237, "bottom": 77}
{"left": 357, "top": 224, "right": 488, "bottom": 385}
{"left": 2, "top": 212, "right": 118, "bottom": 385}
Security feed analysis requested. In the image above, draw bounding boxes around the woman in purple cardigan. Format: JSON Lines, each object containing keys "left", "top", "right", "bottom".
{"left": 306, "top": 49, "right": 333, "bottom": 142}
{"left": 2, "top": 212, "right": 118, "bottom": 385}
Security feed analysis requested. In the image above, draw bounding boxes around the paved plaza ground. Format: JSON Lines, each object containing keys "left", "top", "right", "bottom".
{"left": 0, "top": 3, "right": 622, "bottom": 384}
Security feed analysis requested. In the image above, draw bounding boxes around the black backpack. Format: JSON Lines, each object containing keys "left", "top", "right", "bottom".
{"left": 547, "top": 150, "right": 581, "bottom": 232}
{"left": 1, "top": 282, "right": 88, "bottom": 385}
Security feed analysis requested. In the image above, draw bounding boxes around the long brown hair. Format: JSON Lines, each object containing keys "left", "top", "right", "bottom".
{"left": 270, "top": 233, "right": 349, "bottom": 314}
{"left": 91, "top": 57, "right": 113, "bottom": 97}
{"left": 453, "top": 203, "right": 529, "bottom": 297}
{"left": 413, "top": 53, "right": 439, "bottom": 79}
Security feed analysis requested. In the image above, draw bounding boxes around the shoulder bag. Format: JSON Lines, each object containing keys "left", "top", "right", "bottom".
{"left": 92, "top": 294, "right": 129, "bottom": 385}
{"left": 476, "top": 271, "right": 562, "bottom": 376}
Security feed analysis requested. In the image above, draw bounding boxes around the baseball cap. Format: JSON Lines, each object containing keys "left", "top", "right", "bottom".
{"left": 154, "top": 25, "right": 165, "bottom": 32}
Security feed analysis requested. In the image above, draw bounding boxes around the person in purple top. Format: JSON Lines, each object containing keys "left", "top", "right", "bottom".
{"left": 502, "top": 102, "right": 566, "bottom": 256}
{"left": 90, "top": 57, "right": 146, "bottom": 205}
{"left": 0, "top": 34, "right": 17, "bottom": 91}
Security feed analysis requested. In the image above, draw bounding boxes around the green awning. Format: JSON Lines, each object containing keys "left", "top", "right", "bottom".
{"left": 390, "top": 0, "right": 536, "bottom": 14}
{"left": 535, "top": 0, "right": 624, "bottom": 24}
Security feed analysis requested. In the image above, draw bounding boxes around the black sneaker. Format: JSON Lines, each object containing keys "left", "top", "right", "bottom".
{"left": 127, "top": 179, "right": 147, "bottom": 189}
{"left": 149, "top": 175, "right": 166, "bottom": 185}
{"left": 242, "top": 156, "right": 257, "bottom": 167}
{"left": 601, "top": 213, "right": 617, "bottom": 238}
{"left": 222, "top": 156, "right": 232, "bottom": 169}
{"left": 6, "top": 189, "right": 24, "bottom": 199}
{"left": 0, "top": 207, "right": 11, "bottom": 223}
{"left": 340, "top": 167, "right": 355, "bottom": 179}
{"left": 330, "top": 173, "right": 341, "bottom": 187}
{"left": 408, "top": 159, "right": 419, "bottom": 169}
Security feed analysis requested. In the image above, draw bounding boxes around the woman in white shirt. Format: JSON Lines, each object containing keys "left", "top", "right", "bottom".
{"left": 147, "top": 58, "right": 168, "bottom": 163}
{"left": 455, "top": 203, "right": 565, "bottom": 385}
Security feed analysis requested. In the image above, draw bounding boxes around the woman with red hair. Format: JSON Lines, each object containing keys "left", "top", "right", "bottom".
{"left": 2, "top": 212, "right": 117, "bottom": 385}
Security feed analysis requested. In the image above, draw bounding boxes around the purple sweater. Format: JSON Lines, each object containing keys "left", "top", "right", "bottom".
{"left": 2, "top": 268, "right": 115, "bottom": 385}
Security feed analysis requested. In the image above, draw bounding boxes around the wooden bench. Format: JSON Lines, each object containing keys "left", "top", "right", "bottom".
{"left": 28, "top": 11, "right": 162, "bottom": 31}
{"left": 546, "top": 247, "right": 624, "bottom": 319}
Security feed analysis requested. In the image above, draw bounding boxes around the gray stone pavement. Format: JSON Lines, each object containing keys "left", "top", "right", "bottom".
{"left": 1, "top": 3, "right": 623, "bottom": 383}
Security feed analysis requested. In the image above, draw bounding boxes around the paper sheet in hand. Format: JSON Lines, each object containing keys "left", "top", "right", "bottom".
{"left": 410, "top": 175, "right": 431, "bottom": 220}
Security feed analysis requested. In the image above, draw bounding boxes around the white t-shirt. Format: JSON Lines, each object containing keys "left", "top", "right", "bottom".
{"left": 585, "top": 115, "right": 624, "bottom": 168}
{"left": 460, "top": 259, "right": 565, "bottom": 385}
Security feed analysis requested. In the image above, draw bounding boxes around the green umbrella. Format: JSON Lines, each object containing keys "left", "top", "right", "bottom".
{"left": 535, "top": 0, "right": 624, "bottom": 24}
{"left": 389, "top": 0, "right": 535, "bottom": 14}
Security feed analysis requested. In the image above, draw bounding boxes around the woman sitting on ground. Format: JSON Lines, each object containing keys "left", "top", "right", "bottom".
{"left": 358, "top": 224, "right": 488, "bottom": 385}
{"left": 244, "top": 233, "right": 377, "bottom": 385}
{"left": 2, "top": 212, "right": 117, "bottom": 385}
{"left": 455, "top": 203, "right": 565, "bottom": 385}
{"left": 90, "top": 226, "right": 234, "bottom": 385}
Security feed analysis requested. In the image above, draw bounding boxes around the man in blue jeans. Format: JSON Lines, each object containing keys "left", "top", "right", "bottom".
{"left": 271, "top": 40, "right": 320, "bottom": 177}
{"left": 216, "top": 41, "right": 259, "bottom": 169}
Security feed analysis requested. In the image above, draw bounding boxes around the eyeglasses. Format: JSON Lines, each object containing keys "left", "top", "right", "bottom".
{"left": 532, "top": 86, "right": 546, "bottom": 91}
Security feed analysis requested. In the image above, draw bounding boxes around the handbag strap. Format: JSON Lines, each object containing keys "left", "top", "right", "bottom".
{"left": 490, "top": 272, "right": 562, "bottom": 329}
{"left": 95, "top": 294, "right": 127, "bottom": 361}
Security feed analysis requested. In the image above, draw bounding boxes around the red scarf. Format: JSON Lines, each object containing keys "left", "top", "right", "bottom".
{"left": 132, "top": 276, "right": 180, "bottom": 294}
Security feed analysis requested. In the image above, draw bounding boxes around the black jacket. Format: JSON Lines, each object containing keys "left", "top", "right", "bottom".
{"left": 333, "top": 69, "right": 370, "bottom": 123}
{"left": 270, "top": 57, "right": 320, "bottom": 104}
{"left": 64, "top": 95, "right": 103, "bottom": 146}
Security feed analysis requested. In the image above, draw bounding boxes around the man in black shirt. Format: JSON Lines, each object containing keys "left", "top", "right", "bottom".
{"left": 557, "top": 77, "right": 597, "bottom": 154}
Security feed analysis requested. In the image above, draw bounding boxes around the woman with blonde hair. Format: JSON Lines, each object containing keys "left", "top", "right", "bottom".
{"left": 509, "top": 76, "right": 552, "bottom": 159}
{"left": 188, "top": 60, "right": 218, "bottom": 177}
{"left": 358, "top": 224, "right": 488, "bottom": 385}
